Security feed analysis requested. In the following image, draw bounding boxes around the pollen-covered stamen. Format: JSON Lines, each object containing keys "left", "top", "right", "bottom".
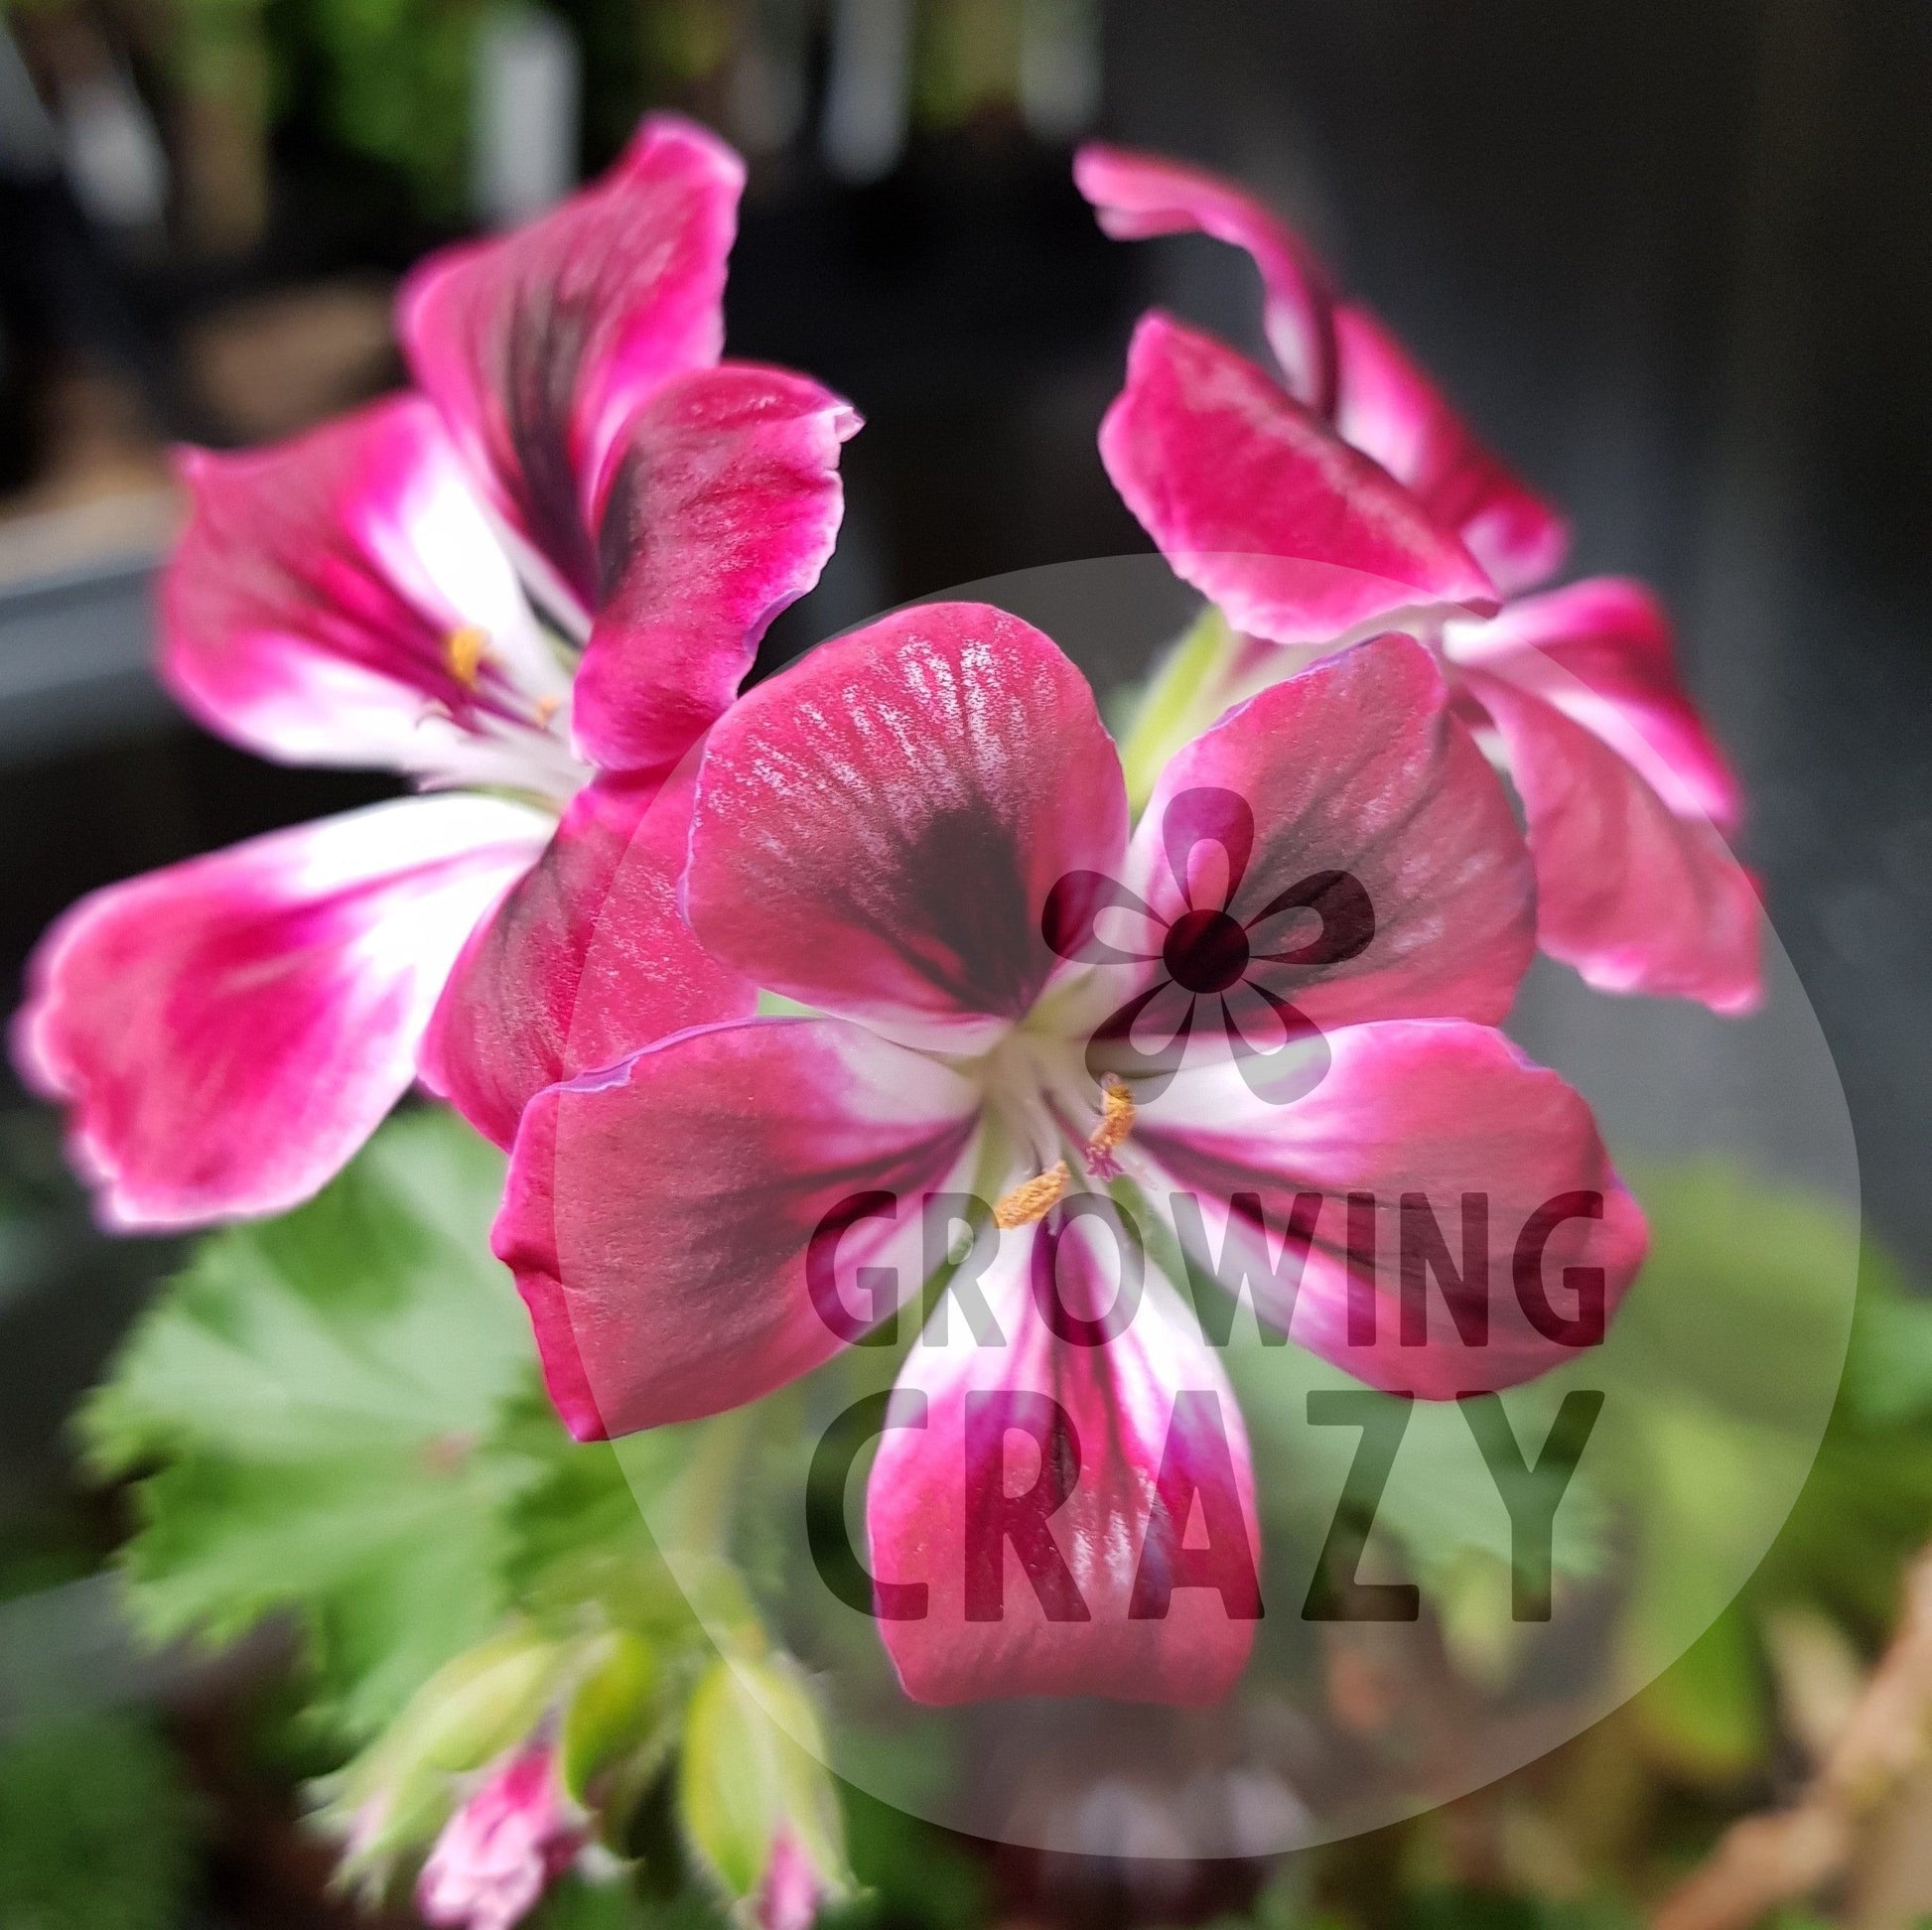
{"left": 1083, "top": 1075, "right": 1136, "bottom": 1179}
{"left": 993, "top": 1161, "right": 1069, "bottom": 1229}
{"left": 445, "top": 624, "right": 490, "bottom": 690}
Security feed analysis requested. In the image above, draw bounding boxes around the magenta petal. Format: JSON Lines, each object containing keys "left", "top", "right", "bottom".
{"left": 162, "top": 396, "right": 562, "bottom": 776}
{"left": 1121, "top": 634, "right": 1534, "bottom": 1034}
{"left": 399, "top": 115, "right": 742, "bottom": 613}
{"left": 493, "top": 1018, "right": 982, "bottom": 1438}
{"left": 1463, "top": 670, "right": 1763, "bottom": 1014}
{"left": 421, "top": 768, "right": 754, "bottom": 1150}
{"left": 15, "top": 796, "right": 548, "bottom": 1229}
{"left": 1333, "top": 305, "right": 1570, "bottom": 596}
{"left": 571, "top": 361, "right": 860, "bottom": 774}
{"left": 1072, "top": 141, "right": 1336, "bottom": 411}
{"left": 1137, "top": 1020, "right": 1649, "bottom": 1397}
{"left": 684, "top": 603, "right": 1130, "bottom": 1054}
{"left": 1072, "top": 144, "right": 1565, "bottom": 597}
{"left": 1100, "top": 314, "right": 1498, "bottom": 645}
{"left": 869, "top": 1212, "right": 1260, "bottom": 1705}
{"left": 1448, "top": 576, "right": 1744, "bottom": 831}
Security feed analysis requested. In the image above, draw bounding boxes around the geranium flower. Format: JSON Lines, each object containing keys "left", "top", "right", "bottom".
{"left": 416, "top": 1744, "right": 584, "bottom": 1930}
{"left": 1074, "top": 143, "right": 1760, "bottom": 1014}
{"left": 13, "top": 117, "right": 857, "bottom": 1227}
{"left": 493, "top": 603, "right": 1645, "bottom": 1704}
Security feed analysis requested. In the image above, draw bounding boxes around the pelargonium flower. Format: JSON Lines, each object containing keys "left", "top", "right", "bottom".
{"left": 1074, "top": 143, "right": 1760, "bottom": 1015}
{"left": 494, "top": 603, "right": 1645, "bottom": 1705}
{"left": 14, "top": 116, "right": 856, "bottom": 1227}
{"left": 416, "top": 1744, "right": 585, "bottom": 1930}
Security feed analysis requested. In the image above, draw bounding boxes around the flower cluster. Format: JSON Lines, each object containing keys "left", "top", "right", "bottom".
{"left": 17, "top": 115, "right": 1763, "bottom": 1922}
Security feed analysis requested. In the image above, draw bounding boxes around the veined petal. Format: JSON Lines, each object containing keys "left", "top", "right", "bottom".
{"left": 14, "top": 796, "right": 549, "bottom": 1230}
{"left": 1461, "top": 670, "right": 1763, "bottom": 1015}
{"left": 1072, "top": 141, "right": 1336, "bottom": 411}
{"left": 162, "top": 396, "right": 568, "bottom": 778}
{"left": 421, "top": 767, "right": 754, "bottom": 1151}
{"left": 1136, "top": 1021, "right": 1648, "bottom": 1397}
{"left": 399, "top": 115, "right": 742, "bottom": 614}
{"left": 571, "top": 362, "right": 860, "bottom": 774}
{"left": 1333, "top": 305, "right": 1569, "bottom": 595}
{"left": 1447, "top": 577, "right": 1744, "bottom": 830}
{"left": 684, "top": 603, "right": 1130, "bottom": 1055}
{"left": 1072, "top": 144, "right": 1565, "bottom": 595}
{"left": 869, "top": 1206, "right": 1260, "bottom": 1705}
{"left": 1104, "top": 634, "right": 1533, "bottom": 1040}
{"left": 494, "top": 1018, "right": 983, "bottom": 1439}
{"left": 1100, "top": 314, "right": 1498, "bottom": 646}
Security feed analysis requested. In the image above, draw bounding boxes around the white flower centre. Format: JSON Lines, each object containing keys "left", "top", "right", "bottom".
{"left": 975, "top": 1026, "right": 1139, "bottom": 1227}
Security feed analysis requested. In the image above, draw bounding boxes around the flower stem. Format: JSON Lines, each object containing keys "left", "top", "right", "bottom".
{"left": 1115, "top": 603, "right": 1244, "bottom": 813}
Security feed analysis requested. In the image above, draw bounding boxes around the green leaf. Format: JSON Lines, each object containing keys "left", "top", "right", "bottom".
{"left": 1629, "top": 1603, "right": 1768, "bottom": 1779}
{"left": 561, "top": 1629, "right": 659, "bottom": 1804}
{"left": 679, "top": 1653, "right": 849, "bottom": 1908}
{"left": 78, "top": 1109, "right": 545, "bottom": 1742}
{"left": 822, "top": 1786, "right": 989, "bottom": 1930}
{"left": 0, "top": 1713, "right": 203, "bottom": 1930}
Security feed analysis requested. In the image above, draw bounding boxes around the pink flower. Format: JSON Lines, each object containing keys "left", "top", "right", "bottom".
{"left": 1074, "top": 143, "right": 1760, "bottom": 1014}
{"left": 14, "top": 116, "right": 858, "bottom": 1227}
{"left": 416, "top": 1745, "right": 584, "bottom": 1930}
{"left": 492, "top": 603, "right": 1645, "bottom": 1705}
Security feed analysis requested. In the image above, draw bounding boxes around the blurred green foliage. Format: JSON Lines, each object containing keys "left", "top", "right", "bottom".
{"left": 78, "top": 1110, "right": 543, "bottom": 1743}
{"left": 0, "top": 1713, "right": 202, "bottom": 1930}
{"left": 69, "top": 1103, "right": 1932, "bottom": 1930}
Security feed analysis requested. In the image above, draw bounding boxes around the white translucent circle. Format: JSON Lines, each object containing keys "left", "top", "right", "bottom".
{"left": 597, "top": 558, "right": 1856, "bottom": 1856}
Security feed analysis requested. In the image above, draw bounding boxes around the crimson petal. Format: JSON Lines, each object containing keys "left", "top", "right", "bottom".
{"left": 399, "top": 115, "right": 741, "bottom": 614}
{"left": 869, "top": 1207, "right": 1260, "bottom": 1705}
{"left": 1073, "top": 140, "right": 1336, "bottom": 410}
{"left": 684, "top": 603, "right": 1129, "bottom": 1055}
{"left": 14, "top": 796, "right": 548, "bottom": 1229}
{"left": 1136, "top": 1021, "right": 1649, "bottom": 1397}
{"left": 1121, "top": 634, "right": 1535, "bottom": 1035}
{"left": 494, "top": 1018, "right": 983, "bottom": 1438}
{"left": 1333, "top": 305, "right": 1570, "bottom": 595}
{"left": 421, "top": 767, "right": 754, "bottom": 1150}
{"left": 571, "top": 362, "right": 859, "bottom": 775}
{"left": 1100, "top": 314, "right": 1498, "bottom": 646}
{"left": 1072, "top": 142, "right": 1566, "bottom": 594}
{"left": 1448, "top": 576, "right": 1744, "bottom": 831}
{"left": 1462, "top": 669, "right": 1762, "bottom": 1014}
{"left": 162, "top": 396, "right": 567, "bottom": 781}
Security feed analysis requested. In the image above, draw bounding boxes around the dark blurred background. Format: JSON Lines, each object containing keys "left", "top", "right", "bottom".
{"left": 0, "top": 0, "right": 1925, "bottom": 1901}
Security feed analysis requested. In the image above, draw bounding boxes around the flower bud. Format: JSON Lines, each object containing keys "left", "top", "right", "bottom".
{"left": 755, "top": 1827, "right": 832, "bottom": 1930}
{"left": 678, "top": 1653, "right": 849, "bottom": 1927}
{"left": 416, "top": 1742, "right": 586, "bottom": 1930}
{"left": 327, "top": 1628, "right": 563, "bottom": 1882}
